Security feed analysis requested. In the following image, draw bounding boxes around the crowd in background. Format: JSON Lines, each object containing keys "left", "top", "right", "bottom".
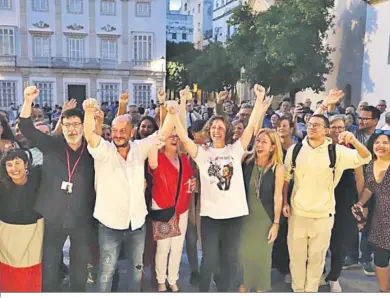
{"left": 0, "top": 85, "right": 389, "bottom": 293}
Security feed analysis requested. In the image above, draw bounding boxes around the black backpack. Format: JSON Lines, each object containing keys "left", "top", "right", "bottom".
{"left": 290, "top": 142, "right": 337, "bottom": 181}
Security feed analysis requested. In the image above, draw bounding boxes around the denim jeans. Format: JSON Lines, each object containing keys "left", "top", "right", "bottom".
{"left": 199, "top": 216, "right": 242, "bottom": 292}
{"left": 97, "top": 222, "right": 146, "bottom": 292}
{"left": 185, "top": 217, "right": 199, "bottom": 273}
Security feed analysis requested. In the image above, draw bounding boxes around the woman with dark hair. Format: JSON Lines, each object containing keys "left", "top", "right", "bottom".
{"left": 345, "top": 112, "right": 358, "bottom": 134}
{"left": 0, "top": 149, "right": 43, "bottom": 292}
{"left": 135, "top": 116, "right": 159, "bottom": 140}
{"left": 0, "top": 114, "right": 16, "bottom": 155}
{"left": 353, "top": 130, "right": 390, "bottom": 292}
{"left": 173, "top": 85, "right": 272, "bottom": 292}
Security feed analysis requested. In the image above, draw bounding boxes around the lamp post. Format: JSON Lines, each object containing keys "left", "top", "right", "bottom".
{"left": 160, "top": 56, "right": 166, "bottom": 90}
{"left": 240, "top": 66, "right": 246, "bottom": 103}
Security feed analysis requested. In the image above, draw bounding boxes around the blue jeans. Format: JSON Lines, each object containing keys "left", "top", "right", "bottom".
{"left": 97, "top": 222, "right": 146, "bottom": 292}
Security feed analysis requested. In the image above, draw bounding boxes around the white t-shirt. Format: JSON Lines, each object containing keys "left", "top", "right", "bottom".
{"left": 194, "top": 141, "right": 249, "bottom": 219}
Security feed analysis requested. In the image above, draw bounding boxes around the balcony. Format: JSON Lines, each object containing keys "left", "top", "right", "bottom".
{"left": 0, "top": 55, "right": 16, "bottom": 67}
{"left": 132, "top": 60, "right": 151, "bottom": 69}
{"left": 33, "top": 57, "right": 52, "bottom": 67}
{"left": 50, "top": 57, "right": 117, "bottom": 69}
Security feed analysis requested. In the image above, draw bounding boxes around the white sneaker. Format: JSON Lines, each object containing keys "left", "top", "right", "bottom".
{"left": 328, "top": 280, "right": 342, "bottom": 293}
{"left": 319, "top": 275, "right": 327, "bottom": 286}
{"left": 284, "top": 273, "right": 292, "bottom": 284}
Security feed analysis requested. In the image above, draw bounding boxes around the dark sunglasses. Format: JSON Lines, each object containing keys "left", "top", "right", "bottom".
{"left": 374, "top": 129, "right": 390, "bottom": 136}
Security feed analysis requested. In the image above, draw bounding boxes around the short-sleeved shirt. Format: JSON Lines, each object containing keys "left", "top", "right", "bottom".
{"left": 194, "top": 141, "right": 249, "bottom": 219}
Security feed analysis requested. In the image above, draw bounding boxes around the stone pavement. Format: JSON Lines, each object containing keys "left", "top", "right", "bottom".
{"left": 63, "top": 238, "right": 379, "bottom": 293}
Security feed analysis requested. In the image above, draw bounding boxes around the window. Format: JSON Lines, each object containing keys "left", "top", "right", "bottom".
{"left": 388, "top": 35, "right": 390, "bottom": 65}
{"left": 136, "top": 1, "right": 151, "bottom": 17}
{"left": 133, "top": 84, "right": 151, "bottom": 107}
{"left": 0, "top": 0, "right": 11, "bottom": 9}
{"left": 33, "top": 35, "right": 51, "bottom": 60}
{"left": 101, "top": 0, "right": 115, "bottom": 15}
{"left": 182, "top": 33, "right": 187, "bottom": 40}
{"left": 33, "top": 82, "right": 54, "bottom": 107}
{"left": 100, "top": 83, "right": 119, "bottom": 103}
{"left": 67, "top": 37, "right": 84, "bottom": 64}
{"left": 32, "top": 0, "right": 48, "bottom": 11}
{"left": 67, "top": 0, "right": 83, "bottom": 14}
{"left": 184, "top": 3, "right": 187, "bottom": 10}
{"left": 100, "top": 38, "right": 117, "bottom": 61}
{"left": 222, "top": 0, "right": 225, "bottom": 5}
{"left": 227, "top": 24, "right": 230, "bottom": 38}
{"left": 198, "top": 3, "right": 201, "bottom": 13}
{"left": 132, "top": 33, "right": 152, "bottom": 67}
{"left": 0, "top": 81, "right": 17, "bottom": 108}
{"left": 0, "top": 27, "right": 14, "bottom": 55}
{"left": 198, "top": 22, "right": 200, "bottom": 32}
{"left": 172, "top": 33, "right": 177, "bottom": 40}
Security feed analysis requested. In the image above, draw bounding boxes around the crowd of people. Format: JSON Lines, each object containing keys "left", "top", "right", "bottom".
{"left": 0, "top": 83, "right": 389, "bottom": 293}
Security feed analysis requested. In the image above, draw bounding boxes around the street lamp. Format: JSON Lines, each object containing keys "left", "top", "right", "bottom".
{"left": 160, "top": 56, "right": 166, "bottom": 89}
{"left": 240, "top": 66, "right": 246, "bottom": 103}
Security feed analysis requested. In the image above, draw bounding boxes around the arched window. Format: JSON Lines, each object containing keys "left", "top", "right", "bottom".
{"left": 344, "top": 84, "right": 352, "bottom": 106}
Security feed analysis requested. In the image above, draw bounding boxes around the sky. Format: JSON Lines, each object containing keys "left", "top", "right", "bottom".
{"left": 170, "top": 0, "right": 181, "bottom": 10}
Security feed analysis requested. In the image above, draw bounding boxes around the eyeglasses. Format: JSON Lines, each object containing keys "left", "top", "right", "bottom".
{"left": 358, "top": 117, "right": 373, "bottom": 122}
{"left": 374, "top": 129, "right": 390, "bottom": 136}
{"left": 307, "top": 123, "right": 325, "bottom": 129}
{"left": 62, "top": 122, "right": 82, "bottom": 129}
{"left": 330, "top": 126, "right": 345, "bottom": 131}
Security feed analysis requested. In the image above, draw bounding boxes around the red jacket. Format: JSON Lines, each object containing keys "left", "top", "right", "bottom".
{"left": 150, "top": 152, "right": 194, "bottom": 216}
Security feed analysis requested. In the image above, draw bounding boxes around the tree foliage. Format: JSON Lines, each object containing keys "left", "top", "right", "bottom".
{"left": 186, "top": 42, "right": 240, "bottom": 92}
{"left": 226, "top": 0, "right": 335, "bottom": 96}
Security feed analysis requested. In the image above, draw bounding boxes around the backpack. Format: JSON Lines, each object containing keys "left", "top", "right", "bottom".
{"left": 290, "top": 142, "right": 337, "bottom": 181}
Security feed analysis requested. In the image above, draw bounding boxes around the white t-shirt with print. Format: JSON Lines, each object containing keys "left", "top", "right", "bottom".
{"left": 194, "top": 141, "right": 249, "bottom": 219}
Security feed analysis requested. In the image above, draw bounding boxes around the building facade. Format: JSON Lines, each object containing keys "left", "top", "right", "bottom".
{"left": 180, "top": 0, "right": 213, "bottom": 49}
{"left": 0, "top": 0, "right": 166, "bottom": 109}
{"left": 361, "top": 0, "right": 390, "bottom": 107}
{"left": 167, "top": 10, "right": 194, "bottom": 43}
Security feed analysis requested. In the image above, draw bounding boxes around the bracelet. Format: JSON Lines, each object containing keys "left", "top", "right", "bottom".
{"left": 273, "top": 222, "right": 280, "bottom": 226}
{"left": 320, "top": 104, "right": 328, "bottom": 111}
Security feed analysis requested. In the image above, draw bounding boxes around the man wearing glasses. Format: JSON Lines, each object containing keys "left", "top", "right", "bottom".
{"left": 343, "top": 105, "right": 381, "bottom": 276}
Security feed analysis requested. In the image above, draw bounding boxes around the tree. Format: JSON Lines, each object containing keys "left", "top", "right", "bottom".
{"left": 166, "top": 41, "right": 201, "bottom": 92}
{"left": 187, "top": 42, "right": 240, "bottom": 92}
{"left": 227, "top": 0, "right": 335, "bottom": 97}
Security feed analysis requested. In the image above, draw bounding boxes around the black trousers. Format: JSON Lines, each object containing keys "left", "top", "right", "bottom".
{"left": 199, "top": 216, "right": 242, "bottom": 292}
{"left": 272, "top": 219, "right": 290, "bottom": 275}
{"left": 42, "top": 222, "right": 91, "bottom": 292}
{"left": 326, "top": 206, "right": 357, "bottom": 281}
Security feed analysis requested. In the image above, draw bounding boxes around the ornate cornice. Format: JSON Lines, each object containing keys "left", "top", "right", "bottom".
{"left": 66, "top": 23, "right": 84, "bottom": 31}
{"left": 101, "top": 24, "right": 116, "bottom": 32}
{"left": 32, "top": 21, "right": 50, "bottom": 29}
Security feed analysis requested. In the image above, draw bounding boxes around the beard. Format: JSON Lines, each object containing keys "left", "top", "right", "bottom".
{"left": 65, "top": 134, "right": 83, "bottom": 145}
{"left": 113, "top": 138, "right": 130, "bottom": 148}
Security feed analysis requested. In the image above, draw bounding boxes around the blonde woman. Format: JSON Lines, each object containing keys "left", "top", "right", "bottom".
{"left": 239, "top": 128, "right": 285, "bottom": 292}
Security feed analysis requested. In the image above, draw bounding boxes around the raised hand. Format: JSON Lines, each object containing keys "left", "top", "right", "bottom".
{"left": 83, "top": 98, "right": 99, "bottom": 113}
{"left": 152, "top": 133, "right": 166, "bottom": 150}
{"left": 157, "top": 88, "right": 166, "bottom": 105}
{"left": 217, "top": 90, "right": 229, "bottom": 104}
{"left": 119, "top": 92, "right": 129, "bottom": 105}
{"left": 24, "top": 86, "right": 40, "bottom": 102}
{"left": 179, "top": 86, "right": 192, "bottom": 102}
{"left": 166, "top": 100, "right": 180, "bottom": 115}
{"left": 324, "top": 88, "right": 344, "bottom": 106}
{"left": 261, "top": 96, "right": 273, "bottom": 111}
{"left": 63, "top": 98, "right": 77, "bottom": 112}
{"left": 338, "top": 131, "right": 356, "bottom": 145}
{"left": 254, "top": 84, "right": 266, "bottom": 100}
{"left": 95, "top": 109, "right": 105, "bottom": 122}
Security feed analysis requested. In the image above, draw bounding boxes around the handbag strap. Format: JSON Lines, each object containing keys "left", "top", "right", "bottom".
{"left": 174, "top": 156, "right": 183, "bottom": 206}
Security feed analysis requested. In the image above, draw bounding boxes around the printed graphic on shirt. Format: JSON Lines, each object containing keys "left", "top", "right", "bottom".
{"left": 207, "top": 156, "right": 234, "bottom": 191}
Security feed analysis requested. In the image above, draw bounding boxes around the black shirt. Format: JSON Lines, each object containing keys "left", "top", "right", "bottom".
{"left": 19, "top": 117, "right": 96, "bottom": 228}
{"left": 0, "top": 166, "right": 43, "bottom": 225}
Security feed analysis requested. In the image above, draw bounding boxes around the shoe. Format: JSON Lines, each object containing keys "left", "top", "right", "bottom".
{"left": 319, "top": 275, "right": 327, "bottom": 286}
{"left": 284, "top": 273, "right": 292, "bottom": 284}
{"left": 190, "top": 271, "right": 200, "bottom": 286}
{"left": 342, "top": 256, "right": 359, "bottom": 269}
{"left": 158, "top": 283, "right": 167, "bottom": 292}
{"left": 328, "top": 280, "right": 342, "bottom": 293}
{"left": 87, "top": 264, "right": 96, "bottom": 284}
{"left": 361, "top": 261, "right": 375, "bottom": 276}
{"left": 168, "top": 284, "right": 180, "bottom": 292}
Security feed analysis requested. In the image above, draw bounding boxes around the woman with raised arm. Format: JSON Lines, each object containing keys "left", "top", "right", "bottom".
{"left": 0, "top": 149, "right": 43, "bottom": 292}
{"left": 171, "top": 85, "right": 271, "bottom": 292}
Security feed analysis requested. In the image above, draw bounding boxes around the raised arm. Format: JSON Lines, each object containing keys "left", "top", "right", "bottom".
{"left": 116, "top": 92, "right": 129, "bottom": 117}
{"left": 168, "top": 95, "right": 198, "bottom": 158}
{"left": 314, "top": 89, "right": 345, "bottom": 115}
{"left": 94, "top": 108, "right": 104, "bottom": 136}
{"left": 20, "top": 86, "right": 39, "bottom": 119}
{"left": 180, "top": 86, "right": 192, "bottom": 127}
{"left": 157, "top": 88, "right": 167, "bottom": 127}
{"left": 83, "top": 98, "right": 102, "bottom": 148}
{"left": 214, "top": 90, "right": 229, "bottom": 117}
{"left": 240, "top": 84, "right": 270, "bottom": 149}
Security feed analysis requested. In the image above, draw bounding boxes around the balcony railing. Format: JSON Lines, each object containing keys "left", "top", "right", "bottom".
{"left": 0, "top": 55, "right": 16, "bottom": 67}
{"left": 132, "top": 60, "right": 151, "bottom": 69}
{"left": 33, "top": 57, "right": 52, "bottom": 67}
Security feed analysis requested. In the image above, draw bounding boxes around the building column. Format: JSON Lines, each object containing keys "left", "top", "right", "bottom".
{"left": 19, "top": 0, "right": 29, "bottom": 66}
{"left": 55, "top": 0, "right": 63, "bottom": 57}
{"left": 90, "top": 75, "right": 98, "bottom": 99}
{"left": 89, "top": 0, "right": 97, "bottom": 59}
{"left": 120, "top": 0, "right": 131, "bottom": 69}
{"left": 56, "top": 74, "right": 64, "bottom": 105}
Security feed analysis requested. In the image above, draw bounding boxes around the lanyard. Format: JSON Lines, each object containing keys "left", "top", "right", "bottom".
{"left": 66, "top": 143, "right": 85, "bottom": 183}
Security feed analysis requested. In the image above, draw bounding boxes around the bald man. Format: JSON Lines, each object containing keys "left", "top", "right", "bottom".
{"left": 83, "top": 98, "right": 175, "bottom": 292}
